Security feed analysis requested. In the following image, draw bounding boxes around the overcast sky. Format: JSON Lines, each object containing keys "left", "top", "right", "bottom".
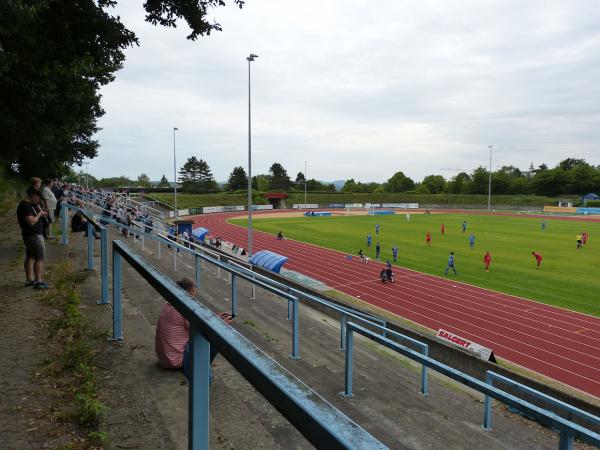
{"left": 91, "top": 0, "right": 600, "bottom": 183}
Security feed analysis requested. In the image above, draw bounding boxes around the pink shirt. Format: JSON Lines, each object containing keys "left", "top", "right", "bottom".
{"left": 155, "top": 303, "right": 189, "bottom": 369}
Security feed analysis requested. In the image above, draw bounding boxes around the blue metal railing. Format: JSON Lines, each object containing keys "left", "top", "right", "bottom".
{"left": 111, "top": 239, "right": 387, "bottom": 450}
{"left": 483, "top": 371, "right": 600, "bottom": 445}
{"left": 61, "top": 201, "right": 600, "bottom": 449}
{"left": 61, "top": 203, "right": 109, "bottom": 304}
{"left": 344, "top": 322, "right": 600, "bottom": 450}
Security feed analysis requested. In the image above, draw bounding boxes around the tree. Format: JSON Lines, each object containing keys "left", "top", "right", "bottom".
{"left": 419, "top": 175, "right": 446, "bottom": 194}
{"left": 137, "top": 173, "right": 152, "bottom": 188}
{"left": 558, "top": 158, "right": 587, "bottom": 171}
{"left": 96, "top": 176, "right": 133, "bottom": 188}
{"left": 384, "top": 171, "right": 415, "bottom": 193}
{"left": 1, "top": 1, "right": 244, "bottom": 180}
{"left": 295, "top": 172, "right": 306, "bottom": 189}
{"left": 448, "top": 172, "right": 471, "bottom": 194}
{"left": 342, "top": 179, "right": 358, "bottom": 193}
{"left": 251, "top": 175, "right": 271, "bottom": 192}
{"left": 467, "top": 167, "right": 489, "bottom": 195}
{"left": 268, "top": 162, "right": 291, "bottom": 190}
{"left": 179, "top": 157, "right": 217, "bottom": 192}
{"left": 158, "top": 174, "right": 170, "bottom": 187}
{"left": 226, "top": 166, "right": 248, "bottom": 191}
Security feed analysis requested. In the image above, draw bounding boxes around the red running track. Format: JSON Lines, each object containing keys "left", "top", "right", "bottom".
{"left": 192, "top": 211, "right": 600, "bottom": 399}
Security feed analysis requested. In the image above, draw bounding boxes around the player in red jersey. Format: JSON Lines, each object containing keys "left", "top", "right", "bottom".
{"left": 531, "top": 251, "right": 542, "bottom": 269}
{"left": 425, "top": 231, "right": 432, "bottom": 246}
{"left": 441, "top": 223, "right": 445, "bottom": 236}
{"left": 483, "top": 250, "right": 491, "bottom": 272}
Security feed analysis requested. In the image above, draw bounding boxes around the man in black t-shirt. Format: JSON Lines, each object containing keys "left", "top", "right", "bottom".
{"left": 17, "top": 188, "right": 49, "bottom": 289}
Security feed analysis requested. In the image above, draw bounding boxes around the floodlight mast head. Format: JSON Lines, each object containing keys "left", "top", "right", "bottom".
{"left": 247, "top": 53, "right": 259, "bottom": 61}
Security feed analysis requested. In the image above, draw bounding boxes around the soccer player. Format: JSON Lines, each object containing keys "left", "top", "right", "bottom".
{"left": 576, "top": 233, "right": 582, "bottom": 249}
{"left": 582, "top": 231, "right": 589, "bottom": 245}
{"left": 375, "top": 241, "right": 381, "bottom": 260}
{"left": 406, "top": 212, "right": 411, "bottom": 222}
{"left": 541, "top": 220, "right": 546, "bottom": 231}
{"left": 375, "top": 223, "right": 380, "bottom": 235}
{"left": 445, "top": 252, "right": 457, "bottom": 276}
{"left": 392, "top": 245, "right": 398, "bottom": 263}
{"left": 367, "top": 232, "right": 372, "bottom": 248}
{"left": 461, "top": 221, "right": 467, "bottom": 233}
{"left": 441, "top": 223, "right": 445, "bottom": 236}
{"left": 468, "top": 233, "right": 476, "bottom": 249}
{"left": 532, "top": 251, "right": 542, "bottom": 269}
{"left": 483, "top": 250, "right": 491, "bottom": 272}
{"left": 425, "top": 232, "right": 431, "bottom": 246}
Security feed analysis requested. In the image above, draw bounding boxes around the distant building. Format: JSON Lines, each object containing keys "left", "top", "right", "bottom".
{"left": 583, "top": 193, "right": 600, "bottom": 205}
{"left": 523, "top": 162, "right": 535, "bottom": 178}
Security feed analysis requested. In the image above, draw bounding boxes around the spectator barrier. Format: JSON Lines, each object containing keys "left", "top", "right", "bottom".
{"left": 110, "top": 240, "right": 386, "bottom": 450}
{"left": 61, "top": 201, "right": 600, "bottom": 449}
{"left": 344, "top": 322, "right": 600, "bottom": 450}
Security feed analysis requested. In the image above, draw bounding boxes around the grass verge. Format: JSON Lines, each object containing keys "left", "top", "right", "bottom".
{"left": 40, "top": 261, "right": 109, "bottom": 449}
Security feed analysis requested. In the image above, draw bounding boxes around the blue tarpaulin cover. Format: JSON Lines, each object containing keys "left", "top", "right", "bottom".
{"left": 249, "top": 250, "right": 288, "bottom": 273}
{"left": 192, "top": 227, "right": 209, "bottom": 241}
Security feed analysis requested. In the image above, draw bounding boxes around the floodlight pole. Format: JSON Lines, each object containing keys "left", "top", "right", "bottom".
{"left": 84, "top": 161, "right": 89, "bottom": 189}
{"left": 173, "top": 127, "right": 178, "bottom": 218}
{"left": 487, "top": 145, "right": 493, "bottom": 210}
{"left": 247, "top": 54, "right": 258, "bottom": 257}
{"left": 304, "top": 160, "right": 307, "bottom": 207}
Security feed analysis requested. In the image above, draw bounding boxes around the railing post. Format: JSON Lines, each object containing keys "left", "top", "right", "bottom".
{"left": 290, "top": 297, "right": 300, "bottom": 359}
{"left": 173, "top": 246, "right": 177, "bottom": 271}
{"left": 141, "top": 234, "right": 145, "bottom": 250}
{"left": 217, "top": 256, "right": 221, "bottom": 279}
{"left": 86, "top": 222, "right": 94, "bottom": 270}
{"left": 250, "top": 266, "right": 256, "bottom": 300}
{"left": 340, "top": 314, "right": 347, "bottom": 351}
{"left": 110, "top": 249, "right": 123, "bottom": 341}
{"left": 157, "top": 239, "right": 161, "bottom": 259}
{"left": 483, "top": 372, "right": 493, "bottom": 430}
{"left": 559, "top": 429, "right": 573, "bottom": 450}
{"left": 287, "top": 300, "right": 291, "bottom": 321}
{"left": 97, "top": 228, "right": 109, "bottom": 304}
{"left": 342, "top": 327, "right": 354, "bottom": 397}
{"left": 61, "top": 203, "right": 68, "bottom": 245}
{"left": 227, "top": 271, "right": 231, "bottom": 285}
{"left": 421, "top": 345, "right": 429, "bottom": 396}
{"left": 188, "top": 327, "right": 211, "bottom": 450}
{"left": 195, "top": 255, "right": 201, "bottom": 289}
{"left": 231, "top": 273, "right": 238, "bottom": 317}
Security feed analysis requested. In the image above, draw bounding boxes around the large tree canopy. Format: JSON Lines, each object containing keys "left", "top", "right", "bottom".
{"left": 0, "top": 0, "right": 244, "bottom": 180}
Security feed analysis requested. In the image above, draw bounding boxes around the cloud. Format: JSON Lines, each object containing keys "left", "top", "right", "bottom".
{"left": 91, "top": 0, "right": 600, "bottom": 183}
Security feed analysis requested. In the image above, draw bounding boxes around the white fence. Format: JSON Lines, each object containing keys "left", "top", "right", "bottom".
{"left": 381, "top": 203, "right": 420, "bottom": 209}
{"left": 293, "top": 204, "right": 319, "bottom": 209}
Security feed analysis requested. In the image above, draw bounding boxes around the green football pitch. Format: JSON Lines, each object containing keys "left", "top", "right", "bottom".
{"left": 230, "top": 213, "right": 600, "bottom": 317}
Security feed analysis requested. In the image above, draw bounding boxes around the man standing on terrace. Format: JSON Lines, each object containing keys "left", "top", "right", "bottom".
{"left": 17, "top": 188, "right": 49, "bottom": 289}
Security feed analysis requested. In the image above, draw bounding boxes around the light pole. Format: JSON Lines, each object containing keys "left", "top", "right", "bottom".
{"left": 247, "top": 53, "right": 258, "bottom": 257}
{"left": 173, "top": 127, "right": 178, "bottom": 218}
{"left": 84, "top": 161, "right": 89, "bottom": 189}
{"left": 304, "top": 160, "right": 307, "bottom": 207}
{"left": 487, "top": 145, "right": 493, "bottom": 210}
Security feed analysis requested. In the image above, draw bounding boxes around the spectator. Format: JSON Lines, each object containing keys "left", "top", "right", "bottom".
{"left": 71, "top": 210, "right": 99, "bottom": 238}
{"left": 41, "top": 179, "right": 57, "bottom": 238}
{"left": 155, "top": 277, "right": 232, "bottom": 379}
{"left": 29, "top": 177, "right": 42, "bottom": 190}
{"left": 52, "top": 181, "right": 65, "bottom": 220}
{"left": 17, "top": 188, "right": 49, "bottom": 289}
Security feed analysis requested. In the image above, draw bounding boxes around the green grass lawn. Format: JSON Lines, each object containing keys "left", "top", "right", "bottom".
{"left": 230, "top": 213, "right": 600, "bottom": 317}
